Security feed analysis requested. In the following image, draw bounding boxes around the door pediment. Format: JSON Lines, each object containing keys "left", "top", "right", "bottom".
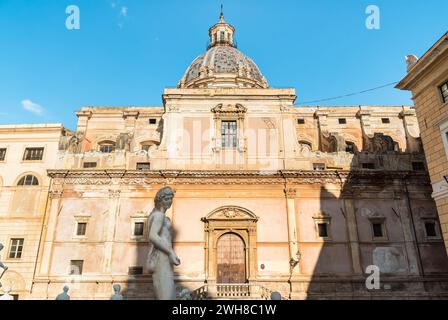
{"left": 203, "top": 206, "right": 258, "bottom": 222}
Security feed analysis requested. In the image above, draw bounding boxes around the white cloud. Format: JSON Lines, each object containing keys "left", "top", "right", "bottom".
{"left": 120, "top": 6, "right": 128, "bottom": 17}
{"left": 21, "top": 99, "right": 43, "bottom": 116}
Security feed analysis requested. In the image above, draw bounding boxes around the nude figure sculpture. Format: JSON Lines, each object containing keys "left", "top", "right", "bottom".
{"left": 147, "top": 187, "right": 180, "bottom": 300}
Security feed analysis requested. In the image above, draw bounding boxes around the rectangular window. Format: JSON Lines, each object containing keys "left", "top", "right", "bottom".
{"left": 134, "top": 222, "right": 144, "bottom": 236}
{"left": 425, "top": 221, "right": 438, "bottom": 238}
{"left": 382, "top": 118, "right": 390, "bottom": 124}
{"left": 297, "top": 118, "right": 305, "bottom": 125}
{"left": 70, "top": 260, "right": 84, "bottom": 275}
{"left": 128, "top": 266, "right": 143, "bottom": 275}
{"left": 149, "top": 119, "right": 157, "bottom": 125}
{"left": 313, "top": 163, "right": 326, "bottom": 171}
{"left": 221, "top": 121, "right": 237, "bottom": 148}
{"left": 136, "top": 162, "right": 151, "bottom": 171}
{"left": 83, "top": 162, "right": 97, "bottom": 168}
{"left": 23, "top": 147, "right": 44, "bottom": 161}
{"left": 440, "top": 81, "right": 448, "bottom": 103}
{"left": 338, "top": 118, "right": 347, "bottom": 125}
{"left": 318, "top": 223, "right": 328, "bottom": 238}
{"left": 99, "top": 145, "right": 115, "bottom": 153}
{"left": 0, "top": 148, "right": 6, "bottom": 161}
{"left": 362, "top": 163, "right": 375, "bottom": 170}
{"left": 220, "top": 31, "right": 225, "bottom": 42}
{"left": 372, "top": 223, "right": 384, "bottom": 238}
{"left": 412, "top": 162, "right": 426, "bottom": 171}
{"left": 8, "top": 239, "right": 24, "bottom": 259}
{"left": 76, "top": 223, "right": 87, "bottom": 236}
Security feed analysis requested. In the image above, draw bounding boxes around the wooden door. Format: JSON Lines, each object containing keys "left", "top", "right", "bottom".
{"left": 217, "top": 233, "right": 246, "bottom": 284}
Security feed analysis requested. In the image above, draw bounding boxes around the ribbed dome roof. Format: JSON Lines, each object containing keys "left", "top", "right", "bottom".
{"left": 178, "top": 14, "right": 268, "bottom": 89}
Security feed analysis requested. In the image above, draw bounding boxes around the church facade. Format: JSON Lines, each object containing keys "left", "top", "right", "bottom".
{"left": 2, "top": 15, "right": 448, "bottom": 300}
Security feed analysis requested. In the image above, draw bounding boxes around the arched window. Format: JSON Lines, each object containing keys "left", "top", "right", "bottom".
{"left": 98, "top": 141, "right": 116, "bottom": 153}
{"left": 17, "top": 175, "right": 39, "bottom": 186}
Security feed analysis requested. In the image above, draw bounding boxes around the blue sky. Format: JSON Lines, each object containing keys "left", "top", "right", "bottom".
{"left": 0, "top": 0, "right": 447, "bottom": 130}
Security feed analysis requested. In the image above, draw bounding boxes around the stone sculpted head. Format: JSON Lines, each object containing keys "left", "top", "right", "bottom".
{"left": 63, "top": 285, "right": 69, "bottom": 293}
{"left": 113, "top": 284, "right": 121, "bottom": 293}
{"left": 154, "top": 187, "right": 174, "bottom": 211}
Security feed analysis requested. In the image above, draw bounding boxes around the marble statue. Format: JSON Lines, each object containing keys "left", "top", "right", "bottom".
{"left": 0, "top": 286, "right": 14, "bottom": 300}
{"left": 111, "top": 284, "right": 123, "bottom": 300}
{"left": 405, "top": 54, "right": 419, "bottom": 71}
{"left": 116, "top": 133, "right": 133, "bottom": 151}
{"left": 0, "top": 243, "right": 8, "bottom": 288}
{"left": 178, "top": 288, "right": 192, "bottom": 300}
{"left": 270, "top": 291, "right": 282, "bottom": 300}
{"left": 55, "top": 285, "right": 70, "bottom": 300}
{"left": 147, "top": 187, "right": 180, "bottom": 300}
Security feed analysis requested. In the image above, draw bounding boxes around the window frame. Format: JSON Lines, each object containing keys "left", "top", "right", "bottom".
{"left": 221, "top": 120, "right": 238, "bottom": 149}
{"left": 69, "top": 260, "right": 84, "bottom": 275}
{"left": 131, "top": 213, "right": 148, "bottom": 241}
{"left": 136, "top": 162, "right": 151, "bottom": 171}
{"left": 422, "top": 218, "right": 442, "bottom": 241}
{"left": 0, "top": 148, "right": 6, "bottom": 162}
{"left": 73, "top": 211, "right": 91, "bottom": 240}
{"left": 22, "top": 147, "right": 44, "bottom": 162}
{"left": 8, "top": 238, "right": 24, "bottom": 260}
{"left": 369, "top": 218, "right": 388, "bottom": 241}
{"left": 133, "top": 222, "right": 145, "bottom": 237}
{"left": 76, "top": 222, "right": 87, "bottom": 237}
{"left": 98, "top": 141, "right": 116, "bottom": 154}
{"left": 17, "top": 175, "right": 39, "bottom": 186}
{"left": 381, "top": 118, "right": 391, "bottom": 124}
{"left": 128, "top": 266, "right": 144, "bottom": 276}
{"left": 439, "top": 80, "right": 448, "bottom": 104}
{"left": 313, "top": 213, "right": 332, "bottom": 242}
{"left": 362, "top": 163, "right": 376, "bottom": 170}
{"left": 338, "top": 118, "right": 347, "bottom": 125}
{"left": 439, "top": 118, "right": 448, "bottom": 160}
{"left": 83, "top": 162, "right": 97, "bottom": 169}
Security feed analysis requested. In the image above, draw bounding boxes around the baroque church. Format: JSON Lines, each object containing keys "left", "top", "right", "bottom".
{"left": 1, "top": 13, "right": 448, "bottom": 300}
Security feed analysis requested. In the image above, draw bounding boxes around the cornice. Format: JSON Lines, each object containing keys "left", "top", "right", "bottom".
{"left": 47, "top": 169, "right": 430, "bottom": 186}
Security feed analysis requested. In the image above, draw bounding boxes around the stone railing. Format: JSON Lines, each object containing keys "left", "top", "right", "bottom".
{"left": 191, "top": 284, "right": 289, "bottom": 300}
{"left": 216, "top": 284, "right": 252, "bottom": 298}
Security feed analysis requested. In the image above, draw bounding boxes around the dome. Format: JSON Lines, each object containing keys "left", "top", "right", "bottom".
{"left": 178, "top": 13, "right": 269, "bottom": 89}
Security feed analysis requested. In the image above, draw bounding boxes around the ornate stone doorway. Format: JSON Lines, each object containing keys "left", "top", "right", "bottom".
{"left": 202, "top": 206, "right": 258, "bottom": 284}
{"left": 217, "top": 233, "right": 246, "bottom": 284}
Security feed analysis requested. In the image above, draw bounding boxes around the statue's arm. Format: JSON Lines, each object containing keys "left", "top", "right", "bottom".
{"left": 0, "top": 260, "right": 6, "bottom": 270}
{"left": 148, "top": 212, "right": 173, "bottom": 256}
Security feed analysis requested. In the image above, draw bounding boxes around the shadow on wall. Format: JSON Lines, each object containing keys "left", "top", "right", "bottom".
{"left": 306, "top": 150, "right": 448, "bottom": 300}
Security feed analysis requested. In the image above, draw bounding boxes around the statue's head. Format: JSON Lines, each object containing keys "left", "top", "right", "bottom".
{"left": 63, "top": 285, "right": 69, "bottom": 293}
{"left": 3, "top": 286, "right": 11, "bottom": 294}
{"left": 113, "top": 284, "right": 121, "bottom": 293}
{"left": 154, "top": 187, "right": 174, "bottom": 211}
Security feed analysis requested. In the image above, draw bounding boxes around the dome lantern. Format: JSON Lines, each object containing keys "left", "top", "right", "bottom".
{"left": 208, "top": 6, "right": 235, "bottom": 48}
{"left": 178, "top": 9, "right": 269, "bottom": 89}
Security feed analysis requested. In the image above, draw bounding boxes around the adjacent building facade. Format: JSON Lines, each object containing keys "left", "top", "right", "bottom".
{"left": 1, "top": 16, "right": 448, "bottom": 300}
{"left": 397, "top": 32, "right": 448, "bottom": 254}
{"left": 0, "top": 124, "right": 69, "bottom": 299}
